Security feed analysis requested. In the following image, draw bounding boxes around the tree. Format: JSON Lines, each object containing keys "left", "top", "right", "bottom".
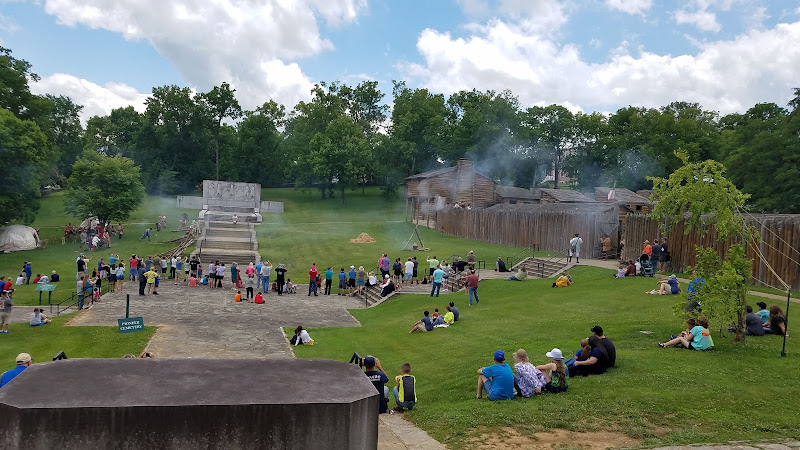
{"left": 649, "top": 150, "right": 753, "bottom": 341}
{"left": 521, "top": 105, "right": 575, "bottom": 188}
{"left": 0, "top": 108, "right": 51, "bottom": 224}
{"left": 197, "top": 82, "right": 242, "bottom": 180}
{"left": 388, "top": 81, "right": 448, "bottom": 176}
{"left": 45, "top": 94, "right": 84, "bottom": 177}
{"left": 64, "top": 153, "right": 145, "bottom": 226}
{"left": 307, "top": 116, "right": 371, "bottom": 205}
{"left": 236, "top": 101, "right": 287, "bottom": 186}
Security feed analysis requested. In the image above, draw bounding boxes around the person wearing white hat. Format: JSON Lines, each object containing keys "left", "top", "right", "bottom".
{"left": 536, "top": 348, "right": 569, "bottom": 393}
{"left": 0, "top": 353, "right": 32, "bottom": 387}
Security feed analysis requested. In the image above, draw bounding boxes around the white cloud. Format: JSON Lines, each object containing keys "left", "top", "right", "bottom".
{"left": 605, "top": 0, "right": 653, "bottom": 16}
{"left": 456, "top": 0, "right": 567, "bottom": 32}
{"left": 405, "top": 17, "right": 800, "bottom": 115}
{"left": 30, "top": 73, "right": 149, "bottom": 122}
{"left": 0, "top": 13, "right": 19, "bottom": 33}
{"left": 675, "top": 8, "right": 721, "bottom": 32}
{"left": 41, "top": 0, "right": 365, "bottom": 110}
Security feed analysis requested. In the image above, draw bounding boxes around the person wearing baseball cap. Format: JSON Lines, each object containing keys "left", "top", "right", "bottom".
{"left": 590, "top": 325, "right": 616, "bottom": 368}
{"left": 536, "top": 348, "right": 569, "bottom": 393}
{"left": 0, "top": 353, "right": 32, "bottom": 388}
{"left": 476, "top": 350, "right": 514, "bottom": 400}
{"left": 362, "top": 355, "right": 389, "bottom": 413}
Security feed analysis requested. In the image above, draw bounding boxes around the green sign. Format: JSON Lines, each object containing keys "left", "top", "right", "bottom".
{"left": 35, "top": 284, "right": 56, "bottom": 292}
{"left": 118, "top": 317, "right": 145, "bottom": 333}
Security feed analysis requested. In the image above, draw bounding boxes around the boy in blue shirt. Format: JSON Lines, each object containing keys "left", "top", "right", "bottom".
{"left": 324, "top": 267, "right": 334, "bottom": 295}
{"left": 348, "top": 266, "right": 357, "bottom": 295}
{"left": 338, "top": 268, "right": 347, "bottom": 295}
{"left": 477, "top": 350, "right": 515, "bottom": 400}
{"left": 430, "top": 266, "right": 445, "bottom": 297}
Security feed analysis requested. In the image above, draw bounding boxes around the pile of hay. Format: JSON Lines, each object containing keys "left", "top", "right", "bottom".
{"left": 349, "top": 233, "right": 376, "bottom": 243}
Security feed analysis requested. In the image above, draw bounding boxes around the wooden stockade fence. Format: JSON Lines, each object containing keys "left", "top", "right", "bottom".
{"left": 436, "top": 204, "right": 619, "bottom": 257}
{"left": 624, "top": 213, "right": 800, "bottom": 290}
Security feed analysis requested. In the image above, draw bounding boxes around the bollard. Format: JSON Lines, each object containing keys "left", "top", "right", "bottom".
{"left": 126, "top": 294, "right": 130, "bottom": 319}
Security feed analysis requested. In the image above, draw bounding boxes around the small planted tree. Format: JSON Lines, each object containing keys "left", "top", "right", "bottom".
{"left": 649, "top": 149, "right": 754, "bottom": 341}
{"left": 65, "top": 153, "right": 145, "bottom": 226}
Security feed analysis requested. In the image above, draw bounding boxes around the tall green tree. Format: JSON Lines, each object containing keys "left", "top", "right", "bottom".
{"left": 236, "top": 101, "right": 287, "bottom": 186}
{"left": 307, "top": 116, "right": 371, "bottom": 205}
{"left": 0, "top": 109, "right": 52, "bottom": 224}
{"left": 388, "top": 81, "right": 447, "bottom": 176}
{"left": 64, "top": 153, "right": 145, "bottom": 226}
{"left": 45, "top": 94, "right": 84, "bottom": 177}
{"left": 521, "top": 105, "right": 575, "bottom": 188}
{"left": 197, "top": 82, "right": 243, "bottom": 181}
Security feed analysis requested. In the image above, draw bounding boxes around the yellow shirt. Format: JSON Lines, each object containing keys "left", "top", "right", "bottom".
{"left": 144, "top": 270, "right": 158, "bottom": 284}
{"left": 555, "top": 276, "right": 571, "bottom": 287}
{"left": 444, "top": 311, "right": 454, "bottom": 324}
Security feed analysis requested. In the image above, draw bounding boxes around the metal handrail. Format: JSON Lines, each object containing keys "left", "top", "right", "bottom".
{"left": 506, "top": 245, "right": 536, "bottom": 270}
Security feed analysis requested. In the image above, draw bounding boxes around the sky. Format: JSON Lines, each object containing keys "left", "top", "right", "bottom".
{"left": 1, "top": 0, "right": 799, "bottom": 122}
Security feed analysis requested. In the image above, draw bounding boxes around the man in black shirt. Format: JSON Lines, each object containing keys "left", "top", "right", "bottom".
{"left": 591, "top": 325, "right": 616, "bottom": 368}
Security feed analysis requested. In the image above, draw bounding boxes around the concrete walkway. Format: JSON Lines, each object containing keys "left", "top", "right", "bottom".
{"left": 654, "top": 440, "right": 800, "bottom": 450}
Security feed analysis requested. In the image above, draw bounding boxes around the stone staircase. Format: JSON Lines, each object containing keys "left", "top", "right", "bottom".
{"left": 512, "top": 257, "right": 569, "bottom": 279}
{"left": 191, "top": 221, "right": 260, "bottom": 265}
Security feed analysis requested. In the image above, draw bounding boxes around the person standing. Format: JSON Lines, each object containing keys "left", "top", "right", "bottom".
{"left": 601, "top": 235, "right": 612, "bottom": 260}
{"left": 466, "top": 269, "right": 480, "bottom": 305}
{"left": 129, "top": 255, "right": 138, "bottom": 282}
{"left": 137, "top": 263, "right": 147, "bottom": 296}
{"left": 230, "top": 262, "right": 239, "bottom": 288}
{"left": 118, "top": 223, "right": 124, "bottom": 239}
{"left": 23, "top": 262, "right": 32, "bottom": 285}
{"left": 411, "top": 257, "right": 419, "bottom": 285}
{"left": 404, "top": 258, "right": 414, "bottom": 287}
{"left": 430, "top": 265, "right": 445, "bottom": 297}
{"left": 215, "top": 263, "right": 226, "bottom": 288}
{"left": 650, "top": 239, "right": 661, "bottom": 272}
{"left": 275, "top": 264, "right": 287, "bottom": 295}
{"left": 245, "top": 274, "right": 256, "bottom": 301}
{"left": 0, "top": 289, "right": 13, "bottom": 333}
{"left": 160, "top": 257, "right": 168, "bottom": 277}
{"left": 426, "top": 255, "right": 439, "bottom": 280}
{"left": 308, "top": 264, "right": 318, "bottom": 296}
{"left": 658, "top": 238, "right": 669, "bottom": 272}
{"left": 348, "top": 265, "right": 357, "bottom": 295}
{"left": 379, "top": 254, "right": 391, "bottom": 278}
{"left": 568, "top": 233, "right": 583, "bottom": 264}
{"left": 260, "top": 261, "right": 272, "bottom": 294}
{"left": 324, "top": 267, "right": 334, "bottom": 295}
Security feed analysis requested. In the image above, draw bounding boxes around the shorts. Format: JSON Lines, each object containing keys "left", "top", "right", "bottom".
{"left": 30, "top": 322, "right": 44, "bottom": 327}
{"left": 116, "top": 274, "right": 124, "bottom": 280}
{"left": 394, "top": 270, "right": 402, "bottom": 277}
{"left": 483, "top": 379, "right": 494, "bottom": 395}
{"left": 357, "top": 278, "right": 364, "bottom": 286}
{"left": 659, "top": 255, "right": 667, "bottom": 262}
{"left": 348, "top": 279, "right": 356, "bottom": 288}
{"left": 404, "top": 273, "right": 412, "bottom": 280}
{"left": 414, "top": 323, "right": 428, "bottom": 332}
{"left": 339, "top": 280, "right": 347, "bottom": 289}
{"left": 161, "top": 267, "right": 167, "bottom": 274}
{"left": 683, "top": 343, "right": 696, "bottom": 350}
{"left": 412, "top": 269, "right": 418, "bottom": 277}
{"left": 429, "top": 268, "right": 435, "bottom": 276}
{"left": 0, "top": 312, "right": 10, "bottom": 326}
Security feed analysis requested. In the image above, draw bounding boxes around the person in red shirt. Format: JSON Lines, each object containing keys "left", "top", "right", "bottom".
{"left": 466, "top": 270, "right": 480, "bottom": 305}
{"left": 129, "top": 256, "right": 138, "bottom": 282}
{"left": 308, "top": 263, "right": 318, "bottom": 296}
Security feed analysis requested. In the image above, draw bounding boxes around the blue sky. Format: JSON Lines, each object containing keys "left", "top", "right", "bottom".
{"left": 1, "top": 0, "right": 799, "bottom": 121}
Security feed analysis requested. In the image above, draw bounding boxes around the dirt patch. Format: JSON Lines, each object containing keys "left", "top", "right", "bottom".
{"left": 349, "top": 233, "right": 376, "bottom": 243}
{"left": 466, "top": 427, "right": 641, "bottom": 450}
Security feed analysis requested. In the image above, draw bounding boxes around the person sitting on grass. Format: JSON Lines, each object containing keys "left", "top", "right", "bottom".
{"left": 30, "top": 308, "right": 50, "bottom": 326}
{"left": 744, "top": 305, "right": 765, "bottom": 336}
{"left": 443, "top": 306, "right": 455, "bottom": 325}
{"left": 536, "top": 348, "right": 569, "bottom": 393}
{"left": 763, "top": 305, "right": 787, "bottom": 336}
{"left": 658, "top": 316, "right": 712, "bottom": 350}
{"left": 506, "top": 268, "right": 527, "bottom": 281}
{"left": 572, "top": 335, "right": 610, "bottom": 376}
{"left": 410, "top": 310, "right": 434, "bottom": 333}
{"left": 512, "top": 349, "right": 546, "bottom": 398}
{"left": 756, "top": 302, "right": 770, "bottom": 324}
{"left": 476, "top": 350, "right": 515, "bottom": 400}
{"left": 393, "top": 362, "right": 417, "bottom": 413}
{"left": 449, "top": 302, "right": 460, "bottom": 321}
{"left": 647, "top": 274, "right": 680, "bottom": 295}
{"left": 362, "top": 356, "right": 389, "bottom": 413}
{"left": 292, "top": 326, "right": 314, "bottom": 346}
{"left": 552, "top": 273, "right": 572, "bottom": 288}
{"left": 50, "top": 270, "right": 60, "bottom": 282}
{"left": 614, "top": 265, "right": 626, "bottom": 278}
{"left": 625, "top": 261, "right": 637, "bottom": 277}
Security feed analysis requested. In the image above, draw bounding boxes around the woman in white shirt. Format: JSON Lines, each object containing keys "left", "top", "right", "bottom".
{"left": 293, "top": 326, "right": 314, "bottom": 346}
{"left": 15, "top": 274, "right": 25, "bottom": 285}
{"left": 30, "top": 308, "right": 50, "bottom": 326}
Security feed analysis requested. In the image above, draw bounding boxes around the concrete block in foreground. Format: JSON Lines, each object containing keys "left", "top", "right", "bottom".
{"left": 0, "top": 358, "right": 378, "bottom": 449}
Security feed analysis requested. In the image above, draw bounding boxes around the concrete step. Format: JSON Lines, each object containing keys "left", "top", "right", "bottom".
{"left": 199, "top": 238, "right": 255, "bottom": 251}
{"left": 205, "top": 230, "right": 253, "bottom": 239}
{"left": 191, "top": 249, "right": 260, "bottom": 265}
{"left": 206, "top": 206, "right": 257, "bottom": 213}
{"left": 207, "top": 221, "right": 255, "bottom": 230}
{"left": 204, "top": 212, "right": 261, "bottom": 223}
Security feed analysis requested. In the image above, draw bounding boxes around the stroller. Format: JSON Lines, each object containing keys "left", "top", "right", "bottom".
{"left": 638, "top": 254, "right": 655, "bottom": 277}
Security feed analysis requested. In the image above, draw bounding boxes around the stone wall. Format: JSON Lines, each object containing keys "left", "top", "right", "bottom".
{"left": 0, "top": 358, "right": 379, "bottom": 449}
{"left": 203, "top": 180, "right": 261, "bottom": 211}
{"left": 176, "top": 195, "right": 203, "bottom": 209}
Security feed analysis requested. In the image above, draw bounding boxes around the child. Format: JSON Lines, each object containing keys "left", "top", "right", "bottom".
{"left": 393, "top": 362, "right": 417, "bottom": 412}
{"left": 235, "top": 291, "right": 242, "bottom": 302}
{"left": 614, "top": 265, "right": 626, "bottom": 278}
{"left": 254, "top": 291, "right": 264, "bottom": 304}
{"left": 188, "top": 275, "right": 198, "bottom": 287}
{"left": 153, "top": 273, "right": 160, "bottom": 295}
{"left": 513, "top": 349, "right": 546, "bottom": 398}
{"left": 431, "top": 308, "right": 441, "bottom": 320}
{"left": 337, "top": 268, "right": 346, "bottom": 295}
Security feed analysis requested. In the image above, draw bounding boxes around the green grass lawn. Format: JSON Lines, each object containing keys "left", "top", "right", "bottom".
{"left": 293, "top": 265, "right": 800, "bottom": 448}
{"left": 257, "top": 187, "right": 542, "bottom": 273}
{"left": 0, "top": 314, "right": 155, "bottom": 364}
{"left": 1, "top": 192, "right": 196, "bottom": 306}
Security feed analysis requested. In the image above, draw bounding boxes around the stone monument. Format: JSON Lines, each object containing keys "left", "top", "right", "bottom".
{"left": 0, "top": 358, "right": 379, "bottom": 449}
{"left": 199, "top": 180, "right": 263, "bottom": 223}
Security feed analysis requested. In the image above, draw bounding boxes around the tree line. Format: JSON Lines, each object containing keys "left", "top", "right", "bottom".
{"left": 2, "top": 45, "right": 800, "bottom": 224}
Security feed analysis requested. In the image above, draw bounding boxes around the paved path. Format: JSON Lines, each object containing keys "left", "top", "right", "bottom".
{"left": 67, "top": 281, "right": 363, "bottom": 358}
